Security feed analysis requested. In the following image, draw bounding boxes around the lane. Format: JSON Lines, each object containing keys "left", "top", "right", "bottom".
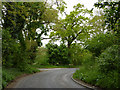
{"left": 13, "top": 68, "right": 90, "bottom": 89}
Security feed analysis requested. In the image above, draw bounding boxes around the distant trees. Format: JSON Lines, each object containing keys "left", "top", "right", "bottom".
{"left": 46, "top": 43, "right": 69, "bottom": 65}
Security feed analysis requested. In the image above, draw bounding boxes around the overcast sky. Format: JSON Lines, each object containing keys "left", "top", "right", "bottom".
{"left": 64, "top": 0, "right": 98, "bottom": 12}
{"left": 41, "top": 0, "right": 98, "bottom": 47}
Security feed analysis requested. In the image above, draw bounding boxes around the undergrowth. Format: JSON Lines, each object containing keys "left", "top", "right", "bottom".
{"left": 2, "top": 67, "right": 40, "bottom": 89}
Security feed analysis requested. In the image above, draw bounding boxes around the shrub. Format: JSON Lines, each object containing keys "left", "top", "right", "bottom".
{"left": 85, "top": 33, "right": 117, "bottom": 56}
{"left": 70, "top": 43, "right": 93, "bottom": 65}
{"left": 46, "top": 43, "right": 69, "bottom": 65}
{"left": 35, "top": 47, "right": 49, "bottom": 65}
{"left": 2, "top": 29, "right": 38, "bottom": 71}
{"left": 73, "top": 65, "right": 99, "bottom": 85}
{"left": 97, "top": 45, "right": 120, "bottom": 73}
{"left": 2, "top": 67, "right": 39, "bottom": 89}
{"left": 73, "top": 45, "right": 120, "bottom": 89}
{"left": 95, "top": 45, "right": 120, "bottom": 88}
{"left": 70, "top": 44, "right": 83, "bottom": 65}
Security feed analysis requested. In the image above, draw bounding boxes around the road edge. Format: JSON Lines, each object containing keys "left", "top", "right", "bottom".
{"left": 71, "top": 75, "right": 97, "bottom": 90}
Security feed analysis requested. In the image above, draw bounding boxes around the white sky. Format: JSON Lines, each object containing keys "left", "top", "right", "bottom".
{"left": 64, "top": 0, "right": 98, "bottom": 12}
{"left": 41, "top": 0, "right": 98, "bottom": 47}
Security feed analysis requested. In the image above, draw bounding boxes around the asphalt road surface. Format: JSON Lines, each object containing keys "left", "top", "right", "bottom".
{"left": 13, "top": 68, "right": 90, "bottom": 89}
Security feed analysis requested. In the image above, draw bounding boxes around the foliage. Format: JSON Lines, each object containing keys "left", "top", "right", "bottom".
{"left": 2, "top": 68, "right": 18, "bottom": 89}
{"left": 73, "top": 44, "right": 120, "bottom": 88}
{"left": 73, "top": 65, "right": 120, "bottom": 88}
{"left": 50, "top": 3, "right": 93, "bottom": 48}
{"left": 70, "top": 43, "right": 83, "bottom": 65}
{"left": 46, "top": 43, "right": 69, "bottom": 65}
{"left": 88, "top": 11, "right": 105, "bottom": 35}
{"left": 84, "top": 33, "right": 117, "bottom": 56}
{"left": 2, "top": 29, "right": 35, "bottom": 70}
{"left": 34, "top": 47, "right": 49, "bottom": 65}
{"left": 2, "top": 2, "right": 59, "bottom": 70}
{"left": 2, "top": 2, "right": 58, "bottom": 46}
{"left": 94, "top": 1, "right": 120, "bottom": 41}
{"left": 2, "top": 67, "right": 39, "bottom": 89}
{"left": 2, "top": 29, "right": 23, "bottom": 68}
{"left": 97, "top": 45, "right": 120, "bottom": 73}
{"left": 74, "top": 45, "right": 120, "bottom": 88}
{"left": 70, "top": 43, "right": 93, "bottom": 65}
{"left": 25, "top": 39, "right": 38, "bottom": 64}
{"left": 2, "top": 1, "right": 120, "bottom": 89}
{"left": 73, "top": 66, "right": 99, "bottom": 85}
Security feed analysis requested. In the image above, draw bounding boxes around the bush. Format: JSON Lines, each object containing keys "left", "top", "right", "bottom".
{"left": 2, "top": 68, "right": 22, "bottom": 89}
{"left": 2, "top": 29, "right": 21, "bottom": 68}
{"left": 73, "top": 65, "right": 99, "bottom": 85}
{"left": 46, "top": 43, "right": 69, "bottom": 65}
{"left": 70, "top": 43, "right": 93, "bottom": 65}
{"left": 85, "top": 33, "right": 117, "bottom": 56}
{"left": 70, "top": 44, "right": 83, "bottom": 65}
{"left": 73, "top": 65, "right": 120, "bottom": 88}
{"left": 96, "top": 70, "right": 119, "bottom": 88}
{"left": 97, "top": 45, "right": 120, "bottom": 73}
{"left": 34, "top": 47, "right": 49, "bottom": 65}
{"left": 2, "top": 67, "right": 39, "bottom": 89}
{"left": 2, "top": 29, "right": 38, "bottom": 71}
{"left": 74, "top": 45, "right": 120, "bottom": 89}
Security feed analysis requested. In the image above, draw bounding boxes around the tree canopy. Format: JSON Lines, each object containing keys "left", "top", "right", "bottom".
{"left": 50, "top": 3, "right": 93, "bottom": 48}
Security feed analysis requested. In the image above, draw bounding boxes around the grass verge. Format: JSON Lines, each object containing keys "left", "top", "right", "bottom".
{"left": 2, "top": 67, "right": 40, "bottom": 90}
{"left": 73, "top": 65, "right": 120, "bottom": 89}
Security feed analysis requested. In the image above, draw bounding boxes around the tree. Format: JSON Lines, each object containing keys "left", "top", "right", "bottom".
{"left": 88, "top": 10, "right": 105, "bottom": 35}
{"left": 50, "top": 3, "right": 93, "bottom": 49}
{"left": 2, "top": 2, "right": 59, "bottom": 47}
{"left": 84, "top": 33, "right": 118, "bottom": 56}
{"left": 2, "top": 2, "right": 59, "bottom": 68}
{"left": 94, "top": 1, "right": 120, "bottom": 43}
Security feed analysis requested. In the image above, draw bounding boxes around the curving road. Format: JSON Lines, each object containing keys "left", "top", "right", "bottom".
{"left": 13, "top": 68, "right": 90, "bottom": 89}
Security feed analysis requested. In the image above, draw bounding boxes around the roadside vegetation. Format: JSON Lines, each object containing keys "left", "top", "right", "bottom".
{"left": 33, "top": 47, "right": 79, "bottom": 68}
{"left": 73, "top": 2, "right": 120, "bottom": 89}
{"left": 2, "top": 0, "right": 120, "bottom": 89}
{"left": 1, "top": 1, "right": 62, "bottom": 89}
{"left": 2, "top": 67, "right": 39, "bottom": 89}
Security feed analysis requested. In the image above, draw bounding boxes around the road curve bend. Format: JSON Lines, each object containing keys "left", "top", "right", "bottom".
{"left": 13, "top": 68, "right": 90, "bottom": 89}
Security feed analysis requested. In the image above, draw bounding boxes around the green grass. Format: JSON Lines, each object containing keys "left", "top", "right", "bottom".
{"left": 2, "top": 67, "right": 24, "bottom": 89}
{"left": 73, "top": 65, "right": 120, "bottom": 89}
{"left": 73, "top": 65, "right": 99, "bottom": 84}
{"left": 2, "top": 67, "right": 40, "bottom": 89}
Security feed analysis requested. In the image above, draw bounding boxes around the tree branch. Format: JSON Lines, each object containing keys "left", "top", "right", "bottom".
{"left": 72, "top": 30, "right": 82, "bottom": 41}
{"left": 56, "top": 0, "right": 67, "bottom": 16}
{"left": 41, "top": 36, "right": 60, "bottom": 40}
